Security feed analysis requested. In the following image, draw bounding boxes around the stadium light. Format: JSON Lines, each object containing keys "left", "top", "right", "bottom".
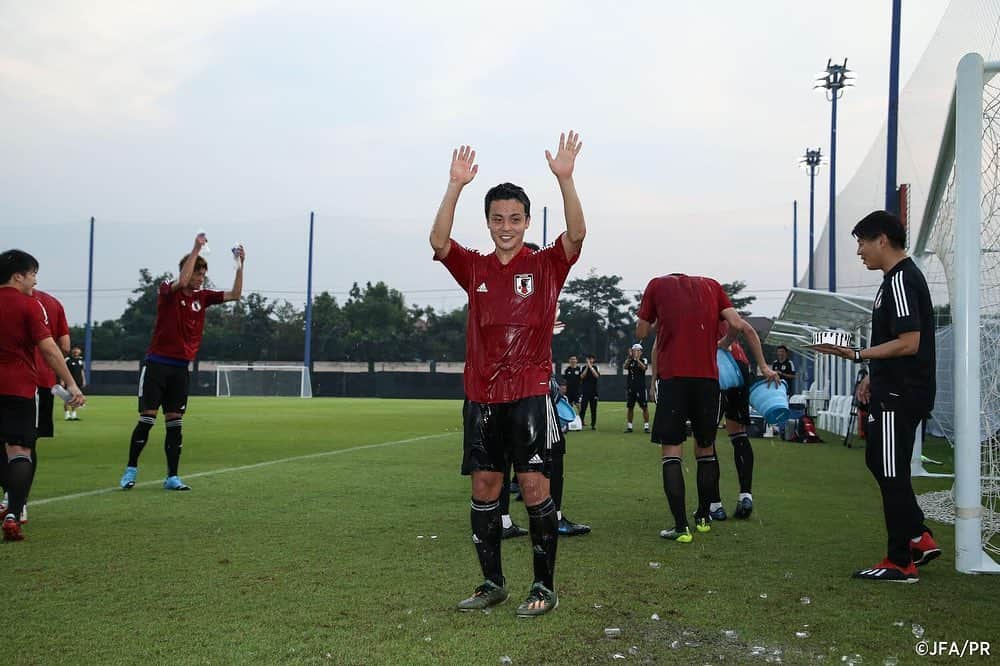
{"left": 798, "top": 148, "right": 824, "bottom": 290}
{"left": 814, "top": 58, "right": 854, "bottom": 292}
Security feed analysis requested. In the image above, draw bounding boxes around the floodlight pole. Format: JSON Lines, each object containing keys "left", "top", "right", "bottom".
{"left": 885, "top": 0, "right": 902, "bottom": 213}
{"left": 793, "top": 200, "right": 798, "bottom": 287}
{"left": 802, "top": 148, "right": 822, "bottom": 290}
{"left": 84, "top": 216, "right": 95, "bottom": 381}
{"left": 304, "top": 211, "right": 315, "bottom": 370}
{"left": 818, "top": 58, "right": 852, "bottom": 293}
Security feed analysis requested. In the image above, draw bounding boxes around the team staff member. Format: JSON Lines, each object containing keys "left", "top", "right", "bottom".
{"left": 638, "top": 274, "right": 777, "bottom": 543}
{"left": 814, "top": 211, "right": 940, "bottom": 582}
{"left": 771, "top": 345, "right": 797, "bottom": 394}
{"left": 431, "top": 132, "right": 585, "bottom": 617}
{"left": 623, "top": 343, "right": 650, "bottom": 434}
{"left": 579, "top": 354, "right": 600, "bottom": 430}
{"left": 64, "top": 346, "right": 86, "bottom": 420}
{"left": 119, "top": 234, "right": 245, "bottom": 492}
{"left": 562, "top": 355, "right": 582, "bottom": 408}
{"left": 0, "top": 250, "right": 85, "bottom": 541}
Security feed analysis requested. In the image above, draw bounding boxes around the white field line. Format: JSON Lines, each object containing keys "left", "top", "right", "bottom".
{"left": 31, "top": 432, "right": 453, "bottom": 506}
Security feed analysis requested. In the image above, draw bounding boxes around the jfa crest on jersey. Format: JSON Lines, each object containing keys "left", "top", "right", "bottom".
{"left": 515, "top": 273, "right": 534, "bottom": 298}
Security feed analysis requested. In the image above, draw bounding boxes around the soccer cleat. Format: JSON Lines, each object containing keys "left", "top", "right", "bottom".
{"left": 558, "top": 516, "right": 592, "bottom": 536}
{"left": 910, "top": 531, "right": 942, "bottom": 567}
{"left": 852, "top": 558, "right": 918, "bottom": 583}
{"left": 502, "top": 523, "right": 529, "bottom": 539}
{"left": 659, "top": 526, "right": 693, "bottom": 543}
{"left": 457, "top": 580, "right": 509, "bottom": 611}
{"left": 2, "top": 515, "right": 23, "bottom": 542}
{"left": 65, "top": 412, "right": 72, "bottom": 420}
{"left": 623, "top": 426, "right": 633, "bottom": 433}
{"left": 120, "top": 466, "right": 138, "bottom": 490}
{"left": 733, "top": 497, "right": 754, "bottom": 520}
{"left": 591, "top": 424, "right": 596, "bottom": 430}
{"left": 163, "top": 476, "right": 191, "bottom": 491}
{"left": 709, "top": 506, "right": 728, "bottom": 521}
{"left": 643, "top": 424, "right": 650, "bottom": 433}
{"left": 694, "top": 517, "right": 711, "bottom": 533}
{"left": 516, "top": 582, "right": 558, "bottom": 617}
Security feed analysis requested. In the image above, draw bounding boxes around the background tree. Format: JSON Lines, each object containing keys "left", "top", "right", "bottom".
{"left": 721, "top": 280, "right": 756, "bottom": 316}
{"left": 557, "top": 270, "right": 629, "bottom": 363}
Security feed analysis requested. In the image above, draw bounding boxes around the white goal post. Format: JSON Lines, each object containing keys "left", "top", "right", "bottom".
{"left": 916, "top": 52, "right": 1000, "bottom": 574}
{"left": 215, "top": 365, "right": 313, "bottom": 399}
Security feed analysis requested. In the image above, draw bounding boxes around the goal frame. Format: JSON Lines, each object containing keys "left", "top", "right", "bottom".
{"left": 215, "top": 364, "right": 313, "bottom": 399}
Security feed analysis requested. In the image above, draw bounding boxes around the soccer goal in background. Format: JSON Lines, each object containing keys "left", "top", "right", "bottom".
{"left": 916, "top": 52, "right": 1000, "bottom": 574}
{"left": 216, "top": 364, "right": 313, "bottom": 399}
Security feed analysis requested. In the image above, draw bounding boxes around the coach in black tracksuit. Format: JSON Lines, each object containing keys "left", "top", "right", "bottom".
{"left": 816, "top": 210, "right": 940, "bottom": 582}
{"left": 579, "top": 354, "right": 600, "bottom": 430}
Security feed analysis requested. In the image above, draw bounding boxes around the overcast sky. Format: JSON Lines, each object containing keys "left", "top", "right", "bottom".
{"left": 2, "top": 0, "right": 952, "bottom": 326}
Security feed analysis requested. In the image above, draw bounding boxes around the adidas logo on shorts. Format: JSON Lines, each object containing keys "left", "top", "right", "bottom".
{"left": 528, "top": 454, "right": 543, "bottom": 464}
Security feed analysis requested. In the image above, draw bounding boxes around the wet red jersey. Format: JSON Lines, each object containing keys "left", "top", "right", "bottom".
{"left": 639, "top": 274, "right": 733, "bottom": 381}
{"left": 147, "top": 282, "right": 225, "bottom": 362}
{"left": 0, "top": 287, "right": 53, "bottom": 398}
{"left": 437, "top": 234, "right": 578, "bottom": 403}
{"left": 32, "top": 290, "right": 69, "bottom": 388}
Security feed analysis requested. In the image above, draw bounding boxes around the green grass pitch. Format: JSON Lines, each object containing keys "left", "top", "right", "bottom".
{"left": 9, "top": 397, "right": 996, "bottom": 664}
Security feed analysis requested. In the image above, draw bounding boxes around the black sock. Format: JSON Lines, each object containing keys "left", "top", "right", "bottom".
{"left": 165, "top": 418, "right": 183, "bottom": 477}
{"left": 695, "top": 454, "right": 720, "bottom": 519}
{"left": 730, "top": 431, "right": 754, "bottom": 494}
{"left": 0, "top": 453, "right": 7, "bottom": 496}
{"left": 4, "top": 455, "right": 33, "bottom": 518}
{"left": 526, "top": 497, "right": 558, "bottom": 590}
{"left": 549, "top": 453, "right": 565, "bottom": 513}
{"left": 470, "top": 497, "right": 503, "bottom": 586}
{"left": 499, "top": 465, "right": 512, "bottom": 517}
{"left": 128, "top": 416, "right": 156, "bottom": 467}
{"left": 661, "top": 456, "right": 687, "bottom": 530}
{"left": 28, "top": 448, "right": 37, "bottom": 488}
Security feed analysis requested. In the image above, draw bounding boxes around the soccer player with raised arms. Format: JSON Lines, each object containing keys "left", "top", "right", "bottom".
{"left": 119, "top": 234, "right": 244, "bottom": 491}
{"left": 431, "top": 132, "right": 585, "bottom": 617}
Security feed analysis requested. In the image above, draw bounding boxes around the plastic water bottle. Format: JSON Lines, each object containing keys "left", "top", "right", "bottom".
{"left": 232, "top": 242, "right": 244, "bottom": 270}
{"left": 196, "top": 228, "right": 211, "bottom": 255}
{"left": 51, "top": 385, "right": 72, "bottom": 403}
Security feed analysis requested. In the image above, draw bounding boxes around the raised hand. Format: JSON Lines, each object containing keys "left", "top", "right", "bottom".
{"left": 545, "top": 130, "right": 583, "bottom": 179}
{"left": 450, "top": 145, "right": 478, "bottom": 186}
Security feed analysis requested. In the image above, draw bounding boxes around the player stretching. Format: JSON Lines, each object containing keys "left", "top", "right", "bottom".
{"left": 0, "top": 250, "right": 85, "bottom": 541}
{"left": 432, "top": 132, "right": 585, "bottom": 617}
{"left": 119, "top": 234, "right": 244, "bottom": 491}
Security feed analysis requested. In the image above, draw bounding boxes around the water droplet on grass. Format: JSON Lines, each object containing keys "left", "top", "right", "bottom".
{"left": 499, "top": 657, "right": 512, "bottom": 665}
{"left": 649, "top": 561, "right": 661, "bottom": 569}
{"left": 911, "top": 624, "right": 924, "bottom": 639}
{"left": 796, "top": 631, "right": 811, "bottom": 639}
{"left": 759, "top": 593, "right": 768, "bottom": 599}
{"left": 604, "top": 628, "right": 622, "bottom": 638}
{"left": 800, "top": 596, "right": 812, "bottom": 605}
{"left": 650, "top": 613, "right": 660, "bottom": 621}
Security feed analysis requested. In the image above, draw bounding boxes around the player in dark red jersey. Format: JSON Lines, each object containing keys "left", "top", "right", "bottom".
{"left": 431, "top": 132, "right": 585, "bottom": 617}
{"left": 0, "top": 249, "right": 85, "bottom": 541}
{"left": 33, "top": 290, "right": 71, "bottom": 438}
{"left": 118, "top": 234, "right": 244, "bottom": 492}
{"left": 637, "top": 274, "right": 777, "bottom": 543}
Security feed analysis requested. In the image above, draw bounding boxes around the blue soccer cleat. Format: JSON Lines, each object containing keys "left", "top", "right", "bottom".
{"left": 163, "top": 475, "right": 191, "bottom": 491}
{"left": 120, "top": 467, "right": 138, "bottom": 490}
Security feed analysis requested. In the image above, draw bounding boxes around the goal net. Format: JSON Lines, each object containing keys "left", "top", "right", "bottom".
{"left": 216, "top": 365, "right": 313, "bottom": 399}
{"left": 915, "top": 53, "right": 1000, "bottom": 572}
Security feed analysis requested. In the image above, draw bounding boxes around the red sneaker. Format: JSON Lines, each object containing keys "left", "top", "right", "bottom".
{"left": 852, "top": 558, "right": 918, "bottom": 583}
{"left": 911, "top": 531, "right": 942, "bottom": 567}
{"left": 2, "top": 515, "right": 24, "bottom": 542}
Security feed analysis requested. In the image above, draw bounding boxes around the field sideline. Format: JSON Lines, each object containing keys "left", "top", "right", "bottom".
{"left": 10, "top": 397, "right": 995, "bottom": 664}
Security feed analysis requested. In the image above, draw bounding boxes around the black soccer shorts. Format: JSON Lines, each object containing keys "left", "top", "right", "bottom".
{"left": 35, "top": 388, "right": 55, "bottom": 438}
{"left": 651, "top": 377, "right": 721, "bottom": 447}
{"left": 461, "top": 395, "right": 559, "bottom": 475}
{"left": 0, "top": 395, "right": 38, "bottom": 449}
{"left": 138, "top": 361, "right": 190, "bottom": 414}
{"left": 720, "top": 361, "right": 752, "bottom": 426}
{"left": 626, "top": 385, "right": 648, "bottom": 410}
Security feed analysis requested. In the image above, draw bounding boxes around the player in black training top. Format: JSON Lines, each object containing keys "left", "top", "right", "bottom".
{"left": 771, "top": 346, "right": 796, "bottom": 394}
{"left": 64, "top": 346, "right": 85, "bottom": 421}
{"left": 578, "top": 354, "right": 600, "bottom": 430}
{"left": 562, "top": 355, "right": 582, "bottom": 408}
{"left": 622, "top": 343, "right": 650, "bottom": 433}
{"left": 814, "top": 210, "right": 940, "bottom": 583}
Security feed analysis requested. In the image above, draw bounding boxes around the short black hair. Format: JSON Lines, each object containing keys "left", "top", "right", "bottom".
{"left": 586, "top": 353, "right": 596, "bottom": 359}
{"left": 852, "top": 210, "right": 906, "bottom": 250}
{"left": 777, "top": 345, "right": 789, "bottom": 353}
{"left": 484, "top": 182, "right": 530, "bottom": 219}
{"left": 0, "top": 249, "right": 39, "bottom": 284}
